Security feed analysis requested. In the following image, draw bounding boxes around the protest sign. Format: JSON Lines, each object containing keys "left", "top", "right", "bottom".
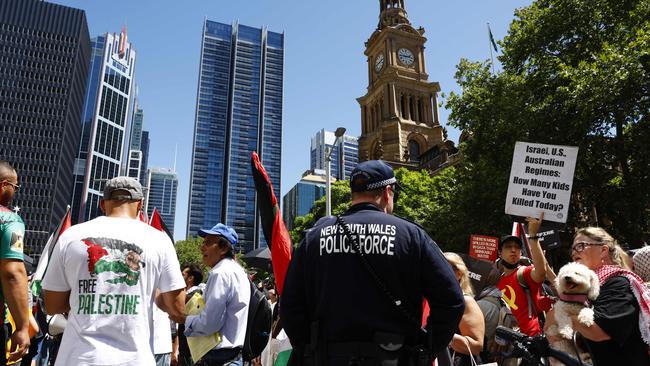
{"left": 505, "top": 142, "right": 578, "bottom": 223}
{"left": 458, "top": 253, "right": 501, "bottom": 296}
{"left": 469, "top": 235, "right": 499, "bottom": 262}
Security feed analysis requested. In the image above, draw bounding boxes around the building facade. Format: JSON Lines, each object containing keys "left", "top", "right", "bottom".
{"left": 139, "top": 130, "right": 150, "bottom": 186}
{"left": 310, "top": 129, "right": 359, "bottom": 180}
{"left": 187, "top": 20, "right": 284, "bottom": 252}
{"left": 282, "top": 170, "right": 327, "bottom": 231}
{"left": 145, "top": 168, "right": 178, "bottom": 237}
{"left": 0, "top": 0, "right": 90, "bottom": 256}
{"left": 357, "top": 0, "right": 450, "bottom": 170}
{"left": 127, "top": 107, "right": 144, "bottom": 181}
{"left": 72, "top": 28, "right": 136, "bottom": 223}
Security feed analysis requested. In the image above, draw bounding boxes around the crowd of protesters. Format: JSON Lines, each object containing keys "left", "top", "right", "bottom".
{"left": 2, "top": 159, "right": 650, "bottom": 366}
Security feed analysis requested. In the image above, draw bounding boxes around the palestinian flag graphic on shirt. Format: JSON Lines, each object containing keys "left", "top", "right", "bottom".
{"left": 81, "top": 237, "right": 145, "bottom": 286}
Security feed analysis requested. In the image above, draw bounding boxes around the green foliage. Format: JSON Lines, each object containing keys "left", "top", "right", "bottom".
{"left": 175, "top": 236, "right": 204, "bottom": 268}
{"left": 446, "top": 0, "right": 650, "bottom": 246}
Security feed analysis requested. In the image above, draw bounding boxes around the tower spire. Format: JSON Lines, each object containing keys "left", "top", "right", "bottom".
{"left": 378, "top": 0, "right": 409, "bottom": 29}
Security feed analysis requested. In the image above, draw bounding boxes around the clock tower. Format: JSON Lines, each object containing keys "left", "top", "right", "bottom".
{"left": 357, "top": 0, "right": 446, "bottom": 168}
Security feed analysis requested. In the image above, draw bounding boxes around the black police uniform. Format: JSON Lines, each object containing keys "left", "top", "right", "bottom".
{"left": 281, "top": 203, "right": 465, "bottom": 365}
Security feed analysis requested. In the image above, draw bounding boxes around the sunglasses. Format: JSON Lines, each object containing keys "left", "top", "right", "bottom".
{"left": 571, "top": 242, "right": 605, "bottom": 253}
{"left": 390, "top": 184, "right": 400, "bottom": 203}
{"left": 2, "top": 180, "right": 20, "bottom": 191}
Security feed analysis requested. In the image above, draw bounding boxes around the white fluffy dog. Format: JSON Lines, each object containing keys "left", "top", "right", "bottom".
{"left": 547, "top": 262, "right": 600, "bottom": 364}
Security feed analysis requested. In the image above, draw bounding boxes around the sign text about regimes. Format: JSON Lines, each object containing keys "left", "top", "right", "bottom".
{"left": 505, "top": 142, "right": 578, "bottom": 223}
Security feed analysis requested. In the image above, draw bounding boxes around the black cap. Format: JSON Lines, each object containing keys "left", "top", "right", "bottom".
{"left": 499, "top": 235, "right": 523, "bottom": 250}
{"left": 350, "top": 160, "right": 398, "bottom": 193}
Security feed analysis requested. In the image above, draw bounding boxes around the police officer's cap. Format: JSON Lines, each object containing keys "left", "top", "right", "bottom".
{"left": 350, "top": 160, "right": 399, "bottom": 192}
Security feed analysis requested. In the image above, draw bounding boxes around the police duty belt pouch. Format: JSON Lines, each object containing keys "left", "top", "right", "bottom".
{"left": 374, "top": 331, "right": 404, "bottom": 366}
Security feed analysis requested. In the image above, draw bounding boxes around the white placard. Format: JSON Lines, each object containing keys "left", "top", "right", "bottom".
{"left": 505, "top": 142, "right": 578, "bottom": 223}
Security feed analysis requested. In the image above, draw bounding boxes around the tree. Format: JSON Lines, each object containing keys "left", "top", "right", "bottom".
{"left": 175, "top": 236, "right": 204, "bottom": 269}
{"left": 446, "top": 0, "right": 650, "bottom": 247}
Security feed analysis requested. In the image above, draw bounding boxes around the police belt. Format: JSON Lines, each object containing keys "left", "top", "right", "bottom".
{"left": 326, "top": 341, "right": 382, "bottom": 357}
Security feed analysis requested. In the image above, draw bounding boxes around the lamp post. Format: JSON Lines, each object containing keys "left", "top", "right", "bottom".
{"left": 325, "top": 127, "right": 347, "bottom": 216}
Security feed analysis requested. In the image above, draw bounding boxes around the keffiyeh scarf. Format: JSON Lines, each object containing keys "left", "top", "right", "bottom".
{"left": 595, "top": 265, "right": 650, "bottom": 346}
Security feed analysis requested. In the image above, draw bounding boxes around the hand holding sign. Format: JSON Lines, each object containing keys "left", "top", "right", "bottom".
{"left": 526, "top": 212, "right": 544, "bottom": 237}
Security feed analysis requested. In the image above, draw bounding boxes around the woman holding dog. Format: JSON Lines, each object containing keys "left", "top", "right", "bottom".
{"left": 562, "top": 227, "right": 650, "bottom": 365}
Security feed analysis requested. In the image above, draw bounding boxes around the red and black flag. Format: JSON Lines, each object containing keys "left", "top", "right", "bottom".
{"left": 149, "top": 208, "right": 174, "bottom": 243}
{"left": 251, "top": 151, "right": 292, "bottom": 296}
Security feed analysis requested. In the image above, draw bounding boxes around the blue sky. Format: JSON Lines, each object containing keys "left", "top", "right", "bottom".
{"left": 51, "top": 0, "right": 531, "bottom": 241}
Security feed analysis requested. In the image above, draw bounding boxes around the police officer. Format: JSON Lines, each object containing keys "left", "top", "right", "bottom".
{"left": 281, "top": 160, "right": 465, "bottom": 366}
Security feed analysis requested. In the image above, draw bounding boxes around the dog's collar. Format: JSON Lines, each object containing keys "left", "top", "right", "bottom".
{"left": 559, "top": 293, "right": 591, "bottom": 307}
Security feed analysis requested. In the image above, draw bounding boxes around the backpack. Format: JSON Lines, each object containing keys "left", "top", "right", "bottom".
{"left": 477, "top": 289, "right": 518, "bottom": 366}
{"left": 242, "top": 281, "right": 272, "bottom": 361}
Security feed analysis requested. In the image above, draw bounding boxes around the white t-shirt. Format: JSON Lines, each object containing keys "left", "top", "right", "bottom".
{"left": 42, "top": 216, "right": 185, "bottom": 366}
{"left": 153, "top": 303, "right": 172, "bottom": 355}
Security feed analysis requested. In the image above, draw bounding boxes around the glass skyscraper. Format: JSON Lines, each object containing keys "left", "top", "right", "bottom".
{"left": 145, "top": 168, "right": 178, "bottom": 237}
{"left": 282, "top": 170, "right": 327, "bottom": 231}
{"left": 127, "top": 107, "right": 144, "bottom": 181}
{"left": 188, "top": 20, "right": 284, "bottom": 252}
{"left": 310, "top": 129, "right": 359, "bottom": 180}
{"left": 0, "top": 0, "right": 90, "bottom": 256}
{"left": 72, "top": 29, "right": 137, "bottom": 223}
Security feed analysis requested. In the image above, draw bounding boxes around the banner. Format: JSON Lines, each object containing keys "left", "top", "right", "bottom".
{"left": 469, "top": 235, "right": 499, "bottom": 262}
{"left": 505, "top": 142, "right": 578, "bottom": 223}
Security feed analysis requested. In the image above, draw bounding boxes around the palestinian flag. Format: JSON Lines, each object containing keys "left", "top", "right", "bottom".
{"left": 149, "top": 208, "right": 174, "bottom": 242}
{"left": 250, "top": 152, "right": 292, "bottom": 296}
{"left": 81, "top": 237, "right": 144, "bottom": 286}
{"left": 31, "top": 206, "right": 71, "bottom": 297}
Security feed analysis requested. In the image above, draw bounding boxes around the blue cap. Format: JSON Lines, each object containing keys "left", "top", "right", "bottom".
{"left": 198, "top": 223, "right": 238, "bottom": 246}
{"left": 350, "top": 160, "right": 398, "bottom": 192}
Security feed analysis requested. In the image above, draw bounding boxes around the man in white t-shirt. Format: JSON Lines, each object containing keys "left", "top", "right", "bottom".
{"left": 42, "top": 177, "right": 186, "bottom": 366}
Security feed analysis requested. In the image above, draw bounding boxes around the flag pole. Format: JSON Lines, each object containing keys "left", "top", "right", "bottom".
{"left": 487, "top": 22, "right": 496, "bottom": 75}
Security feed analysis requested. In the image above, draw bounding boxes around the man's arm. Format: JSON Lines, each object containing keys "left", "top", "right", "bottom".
{"left": 43, "top": 289, "right": 71, "bottom": 315}
{"left": 280, "top": 239, "right": 308, "bottom": 348}
{"left": 1, "top": 258, "right": 31, "bottom": 362}
{"left": 527, "top": 213, "right": 547, "bottom": 284}
{"left": 0, "top": 259, "right": 29, "bottom": 331}
{"left": 182, "top": 273, "right": 230, "bottom": 336}
{"left": 156, "top": 288, "right": 185, "bottom": 323}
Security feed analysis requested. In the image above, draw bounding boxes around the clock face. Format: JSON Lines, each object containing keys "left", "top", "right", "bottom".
{"left": 398, "top": 48, "right": 414, "bottom": 66}
{"left": 374, "top": 53, "right": 385, "bottom": 72}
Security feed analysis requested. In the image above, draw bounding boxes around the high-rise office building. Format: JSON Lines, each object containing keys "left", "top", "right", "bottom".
{"left": 72, "top": 28, "right": 137, "bottom": 223}
{"left": 187, "top": 20, "right": 284, "bottom": 252}
{"left": 310, "top": 129, "right": 359, "bottom": 180}
{"left": 282, "top": 170, "right": 327, "bottom": 231}
{"left": 145, "top": 168, "right": 178, "bottom": 237}
{"left": 0, "top": 0, "right": 90, "bottom": 256}
{"left": 127, "top": 108, "right": 144, "bottom": 181}
{"left": 140, "top": 130, "right": 150, "bottom": 186}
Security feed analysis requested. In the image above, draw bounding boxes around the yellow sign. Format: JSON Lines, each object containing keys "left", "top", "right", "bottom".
{"left": 185, "top": 292, "right": 222, "bottom": 362}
